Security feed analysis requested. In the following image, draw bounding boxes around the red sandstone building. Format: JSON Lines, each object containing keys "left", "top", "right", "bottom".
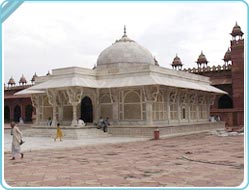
{"left": 4, "top": 23, "right": 244, "bottom": 127}
{"left": 4, "top": 74, "right": 37, "bottom": 123}
{"left": 178, "top": 22, "right": 244, "bottom": 127}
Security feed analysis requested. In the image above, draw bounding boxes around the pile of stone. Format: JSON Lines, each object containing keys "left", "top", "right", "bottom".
{"left": 210, "top": 128, "right": 244, "bottom": 137}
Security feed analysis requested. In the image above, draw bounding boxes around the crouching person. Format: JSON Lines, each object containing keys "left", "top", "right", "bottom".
{"left": 103, "top": 117, "right": 110, "bottom": 132}
{"left": 78, "top": 118, "right": 86, "bottom": 127}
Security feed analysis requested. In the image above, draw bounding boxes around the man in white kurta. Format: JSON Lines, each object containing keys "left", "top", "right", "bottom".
{"left": 10, "top": 122, "right": 24, "bottom": 160}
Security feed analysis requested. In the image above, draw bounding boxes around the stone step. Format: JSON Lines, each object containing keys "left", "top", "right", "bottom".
{"left": 22, "top": 127, "right": 111, "bottom": 139}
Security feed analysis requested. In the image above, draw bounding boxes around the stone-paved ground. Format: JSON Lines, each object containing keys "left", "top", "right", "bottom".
{"left": 4, "top": 132, "right": 244, "bottom": 187}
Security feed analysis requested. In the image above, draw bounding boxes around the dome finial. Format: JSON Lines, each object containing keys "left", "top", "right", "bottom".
{"left": 123, "top": 25, "right": 127, "bottom": 37}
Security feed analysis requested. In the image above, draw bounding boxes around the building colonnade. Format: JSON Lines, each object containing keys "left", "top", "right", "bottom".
{"left": 30, "top": 85, "right": 215, "bottom": 127}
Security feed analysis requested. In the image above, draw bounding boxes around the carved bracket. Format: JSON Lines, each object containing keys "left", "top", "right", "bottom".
{"left": 46, "top": 89, "right": 58, "bottom": 106}
{"left": 31, "top": 94, "right": 40, "bottom": 108}
{"left": 179, "top": 90, "right": 188, "bottom": 104}
{"left": 169, "top": 89, "right": 178, "bottom": 103}
{"left": 143, "top": 85, "right": 160, "bottom": 102}
{"left": 110, "top": 88, "right": 119, "bottom": 103}
{"left": 66, "top": 87, "right": 84, "bottom": 105}
{"left": 198, "top": 95, "right": 205, "bottom": 104}
{"left": 189, "top": 93, "right": 197, "bottom": 104}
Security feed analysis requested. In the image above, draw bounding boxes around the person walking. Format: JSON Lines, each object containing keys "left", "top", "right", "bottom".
{"left": 10, "top": 122, "right": 24, "bottom": 160}
{"left": 54, "top": 123, "right": 63, "bottom": 141}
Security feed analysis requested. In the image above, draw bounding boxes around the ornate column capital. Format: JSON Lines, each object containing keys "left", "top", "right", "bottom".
{"left": 189, "top": 92, "right": 198, "bottom": 104}
{"left": 169, "top": 89, "right": 178, "bottom": 103}
{"left": 110, "top": 88, "right": 119, "bottom": 103}
{"left": 198, "top": 94, "right": 206, "bottom": 104}
{"left": 179, "top": 90, "right": 188, "bottom": 105}
{"left": 31, "top": 94, "right": 41, "bottom": 108}
{"left": 46, "top": 89, "right": 58, "bottom": 106}
{"left": 143, "top": 85, "right": 160, "bottom": 102}
{"left": 66, "top": 87, "right": 84, "bottom": 105}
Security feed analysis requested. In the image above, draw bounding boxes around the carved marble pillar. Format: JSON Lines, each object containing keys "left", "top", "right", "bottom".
{"left": 111, "top": 88, "right": 119, "bottom": 124}
{"left": 189, "top": 92, "right": 197, "bottom": 122}
{"left": 179, "top": 90, "right": 188, "bottom": 122}
{"left": 143, "top": 86, "right": 159, "bottom": 125}
{"left": 169, "top": 89, "right": 178, "bottom": 123}
{"left": 66, "top": 87, "right": 83, "bottom": 127}
{"left": 186, "top": 93, "right": 191, "bottom": 123}
{"left": 57, "top": 91, "right": 65, "bottom": 123}
{"left": 47, "top": 89, "right": 58, "bottom": 126}
{"left": 146, "top": 102, "right": 153, "bottom": 125}
{"left": 72, "top": 102, "right": 78, "bottom": 126}
{"left": 208, "top": 94, "right": 216, "bottom": 117}
{"left": 197, "top": 94, "right": 205, "bottom": 121}
{"left": 95, "top": 89, "right": 100, "bottom": 122}
{"left": 166, "top": 91, "right": 170, "bottom": 124}
{"left": 31, "top": 94, "right": 41, "bottom": 125}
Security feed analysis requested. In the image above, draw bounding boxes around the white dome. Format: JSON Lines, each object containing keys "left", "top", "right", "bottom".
{"left": 97, "top": 30, "right": 155, "bottom": 66}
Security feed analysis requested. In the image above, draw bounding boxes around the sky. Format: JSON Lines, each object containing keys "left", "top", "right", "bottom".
{"left": 3, "top": 1, "right": 247, "bottom": 85}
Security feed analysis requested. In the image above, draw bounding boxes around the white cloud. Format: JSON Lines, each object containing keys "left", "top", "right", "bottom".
{"left": 3, "top": 1, "right": 247, "bottom": 84}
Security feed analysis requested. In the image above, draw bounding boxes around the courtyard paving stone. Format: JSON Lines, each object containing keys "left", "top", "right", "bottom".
{"left": 3, "top": 132, "right": 244, "bottom": 188}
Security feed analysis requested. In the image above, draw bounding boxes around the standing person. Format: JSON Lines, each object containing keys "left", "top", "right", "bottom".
{"left": 103, "top": 117, "right": 110, "bottom": 132}
{"left": 19, "top": 117, "right": 24, "bottom": 124}
{"left": 54, "top": 123, "right": 63, "bottom": 141}
{"left": 10, "top": 122, "right": 24, "bottom": 160}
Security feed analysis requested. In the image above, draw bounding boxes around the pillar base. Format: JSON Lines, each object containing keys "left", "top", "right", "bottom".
{"left": 52, "top": 120, "right": 57, "bottom": 127}
{"left": 71, "top": 120, "right": 78, "bottom": 127}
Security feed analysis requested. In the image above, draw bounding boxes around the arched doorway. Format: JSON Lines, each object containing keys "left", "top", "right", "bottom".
{"left": 25, "top": 104, "right": 33, "bottom": 122}
{"left": 14, "top": 105, "right": 21, "bottom": 122}
{"left": 218, "top": 95, "right": 233, "bottom": 109}
{"left": 4, "top": 106, "right": 10, "bottom": 122}
{"left": 81, "top": 97, "right": 93, "bottom": 123}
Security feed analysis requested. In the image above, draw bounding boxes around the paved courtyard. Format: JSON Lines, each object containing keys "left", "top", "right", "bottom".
{"left": 3, "top": 131, "right": 244, "bottom": 187}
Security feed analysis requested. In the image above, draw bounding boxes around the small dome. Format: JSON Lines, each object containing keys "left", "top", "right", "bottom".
{"left": 196, "top": 51, "right": 208, "bottom": 65}
{"left": 223, "top": 48, "right": 231, "bottom": 62}
{"left": 231, "top": 22, "right": 244, "bottom": 37}
{"left": 97, "top": 26, "right": 155, "bottom": 66}
{"left": 171, "top": 54, "right": 182, "bottom": 66}
{"left": 8, "top": 76, "right": 16, "bottom": 86}
{"left": 19, "top": 74, "right": 27, "bottom": 85}
{"left": 31, "top": 72, "right": 38, "bottom": 83}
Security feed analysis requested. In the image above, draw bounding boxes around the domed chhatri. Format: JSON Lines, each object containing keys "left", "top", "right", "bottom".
{"left": 97, "top": 26, "right": 155, "bottom": 66}
{"left": 223, "top": 48, "right": 231, "bottom": 63}
{"left": 196, "top": 51, "right": 208, "bottom": 67}
{"left": 230, "top": 22, "right": 244, "bottom": 38}
{"left": 31, "top": 72, "right": 38, "bottom": 83}
{"left": 19, "top": 74, "right": 27, "bottom": 85}
{"left": 171, "top": 54, "right": 183, "bottom": 70}
{"left": 8, "top": 76, "right": 16, "bottom": 86}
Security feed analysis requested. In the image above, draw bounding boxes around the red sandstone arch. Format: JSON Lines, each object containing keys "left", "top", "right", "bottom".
{"left": 25, "top": 104, "right": 33, "bottom": 122}
{"left": 218, "top": 95, "right": 233, "bottom": 109}
{"left": 4, "top": 106, "right": 10, "bottom": 122}
{"left": 14, "top": 105, "right": 21, "bottom": 122}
